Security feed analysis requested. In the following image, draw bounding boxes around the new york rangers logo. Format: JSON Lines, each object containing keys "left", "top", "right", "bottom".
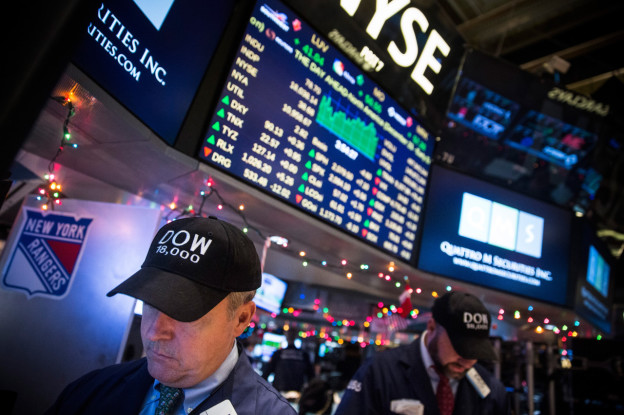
{"left": 2, "top": 209, "right": 93, "bottom": 299}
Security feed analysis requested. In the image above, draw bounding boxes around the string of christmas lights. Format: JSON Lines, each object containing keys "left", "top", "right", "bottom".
{"left": 35, "top": 173, "right": 64, "bottom": 211}
{"left": 163, "top": 181, "right": 268, "bottom": 240}
{"left": 162, "top": 179, "right": 604, "bottom": 347}
{"left": 163, "top": 180, "right": 414, "bottom": 291}
{"left": 265, "top": 299, "right": 595, "bottom": 350}
{"left": 49, "top": 96, "right": 79, "bottom": 168}
{"left": 35, "top": 96, "right": 80, "bottom": 210}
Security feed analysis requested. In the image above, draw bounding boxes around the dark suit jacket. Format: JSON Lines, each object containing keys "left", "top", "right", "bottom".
{"left": 262, "top": 345, "right": 315, "bottom": 391}
{"left": 334, "top": 339, "right": 510, "bottom": 415}
{"left": 44, "top": 341, "right": 296, "bottom": 415}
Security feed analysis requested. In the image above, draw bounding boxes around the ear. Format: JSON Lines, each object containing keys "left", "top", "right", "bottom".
{"left": 426, "top": 318, "right": 436, "bottom": 334}
{"left": 233, "top": 301, "right": 256, "bottom": 336}
{"left": 425, "top": 318, "right": 436, "bottom": 347}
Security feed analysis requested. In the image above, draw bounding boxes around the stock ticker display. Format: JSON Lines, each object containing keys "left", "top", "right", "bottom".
{"left": 198, "top": 0, "right": 434, "bottom": 261}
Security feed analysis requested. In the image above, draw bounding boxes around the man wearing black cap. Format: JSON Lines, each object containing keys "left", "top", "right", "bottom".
{"left": 45, "top": 217, "right": 297, "bottom": 415}
{"left": 334, "top": 291, "right": 510, "bottom": 415}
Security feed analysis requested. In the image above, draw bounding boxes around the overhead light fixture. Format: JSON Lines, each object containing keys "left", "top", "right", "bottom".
{"left": 269, "top": 235, "right": 289, "bottom": 247}
{"left": 543, "top": 55, "right": 571, "bottom": 75}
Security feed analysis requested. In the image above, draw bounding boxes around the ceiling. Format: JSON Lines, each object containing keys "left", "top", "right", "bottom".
{"left": 437, "top": 0, "right": 624, "bottom": 260}
{"left": 439, "top": 0, "right": 624, "bottom": 91}
{"left": 1, "top": 0, "right": 623, "bottom": 336}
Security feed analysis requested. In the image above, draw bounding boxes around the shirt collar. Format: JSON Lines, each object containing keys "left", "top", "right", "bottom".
{"left": 420, "top": 329, "right": 435, "bottom": 376}
{"left": 153, "top": 340, "right": 239, "bottom": 414}
{"left": 419, "top": 329, "right": 460, "bottom": 394}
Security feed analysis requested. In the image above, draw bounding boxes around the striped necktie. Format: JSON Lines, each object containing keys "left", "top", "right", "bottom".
{"left": 433, "top": 366, "right": 454, "bottom": 415}
{"left": 155, "top": 385, "right": 183, "bottom": 415}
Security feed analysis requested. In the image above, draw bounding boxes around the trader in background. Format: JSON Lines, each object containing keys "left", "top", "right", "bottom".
{"left": 45, "top": 216, "right": 296, "bottom": 415}
{"left": 334, "top": 291, "right": 510, "bottom": 415}
{"left": 263, "top": 330, "right": 315, "bottom": 394}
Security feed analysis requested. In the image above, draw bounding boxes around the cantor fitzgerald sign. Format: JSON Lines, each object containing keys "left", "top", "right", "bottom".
{"left": 283, "top": 0, "right": 464, "bottom": 122}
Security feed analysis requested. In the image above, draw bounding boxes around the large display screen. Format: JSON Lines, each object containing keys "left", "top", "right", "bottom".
{"left": 256, "top": 332, "right": 287, "bottom": 362}
{"left": 446, "top": 77, "right": 598, "bottom": 170}
{"left": 446, "top": 77, "right": 521, "bottom": 141}
{"left": 504, "top": 110, "right": 598, "bottom": 170}
{"left": 255, "top": 273, "right": 288, "bottom": 314}
{"left": 586, "top": 245, "right": 610, "bottom": 297}
{"left": 417, "top": 165, "right": 572, "bottom": 306}
{"left": 198, "top": 0, "right": 434, "bottom": 261}
{"left": 571, "top": 220, "right": 615, "bottom": 333}
{"left": 280, "top": 0, "right": 465, "bottom": 126}
{"left": 72, "top": 0, "right": 236, "bottom": 145}
{"left": 437, "top": 50, "right": 607, "bottom": 211}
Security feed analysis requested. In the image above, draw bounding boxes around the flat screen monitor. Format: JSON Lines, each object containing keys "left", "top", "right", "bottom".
{"left": 446, "top": 77, "right": 521, "bottom": 140}
{"left": 255, "top": 272, "right": 288, "bottom": 314}
{"left": 587, "top": 245, "right": 610, "bottom": 297}
{"left": 504, "top": 110, "right": 598, "bottom": 170}
{"left": 445, "top": 77, "right": 598, "bottom": 171}
{"left": 437, "top": 49, "right": 606, "bottom": 211}
{"left": 417, "top": 165, "right": 572, "bottom": 306}
{"left": 71, "top": 0, "right": 236, "bottom": 145}
{"left": 571, "top": 219, "right": 615, "bottom": 333}
{"left": 197, "top": 0, "right": 435, "bottom": 261}
{"left": 258, "top": 332, "right": 287, "bottom": 362}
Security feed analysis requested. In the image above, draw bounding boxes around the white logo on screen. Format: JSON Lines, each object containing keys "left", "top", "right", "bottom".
{"left": 458, "top": 192, "right": 544, "bottom": 258}
{"left": 132, "top": 0, "right": 175, "bottom": 30}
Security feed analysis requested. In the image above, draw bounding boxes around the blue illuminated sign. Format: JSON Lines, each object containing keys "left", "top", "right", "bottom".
{"left": 72, "top": 0, "right": 236, "bottom": 144}
{"left": 198, "top": 0, "right": 435, "bottom": 261}
{"left": 418, "top": 165, "right": 572, "bottom": 306}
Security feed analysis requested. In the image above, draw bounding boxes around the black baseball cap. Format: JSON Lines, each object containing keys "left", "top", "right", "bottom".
{"left": 107, "top": 216, "right": 261, "bottom": 322}
{"left": 432, "top": 291, "right": 498, "bottom": 361}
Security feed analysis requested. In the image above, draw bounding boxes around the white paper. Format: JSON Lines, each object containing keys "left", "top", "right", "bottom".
{"left": 199, "top": 399, "right": 238, "bottom": 415}
{"left": 390, "top": 399, "right": 424, "bottom": 415}
{"left": 466, "top": 367, "right": 491, "bottom": 398}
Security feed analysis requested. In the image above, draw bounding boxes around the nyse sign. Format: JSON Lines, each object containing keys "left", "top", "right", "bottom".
{"left": 458, "top": 192, "right": 544, "bottom": 258}
{"left": 339, "top": 0, "right": 452, "bottom": 95}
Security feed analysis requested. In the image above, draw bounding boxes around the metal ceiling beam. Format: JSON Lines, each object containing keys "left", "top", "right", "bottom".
{"left": 519, "top": 30, "right": 624, "bottom": 72}
{"left": 496, "top": 4, "right": 620, "bottom": 56}
{"left": 456, "top": 0, "right": 535, "bottom": 34}
{"left": 565, "top": 67, "right": 624, "bottom": 91}
{"left": 456, "top": 0, "right": 598, "bottom": 54}
{"left": 457, "top": 0, "right": 484, "bottom": 19}
{"left": 438, "top": 0, "right": 471, "bottom": 22}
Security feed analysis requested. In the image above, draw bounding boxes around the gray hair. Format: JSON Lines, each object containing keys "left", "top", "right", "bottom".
{"left": 226, "top": 290, "right": 256, "bottom": 318}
